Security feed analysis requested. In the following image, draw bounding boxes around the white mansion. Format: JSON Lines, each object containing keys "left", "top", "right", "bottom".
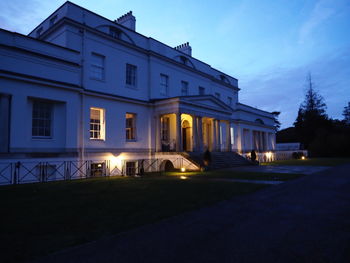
{"left": 0, "top": 1, "right": 276, "bottom": 178}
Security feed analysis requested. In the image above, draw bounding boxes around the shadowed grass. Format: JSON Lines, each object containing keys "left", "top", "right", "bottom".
{"left": 261, "top": 157, "right": 350, "bottom": 167}
{"left": 0, "top": 176, "right": 266, "bottom": 263}
{"left": 165, "top": 171, "right": 304, "bottom": 181}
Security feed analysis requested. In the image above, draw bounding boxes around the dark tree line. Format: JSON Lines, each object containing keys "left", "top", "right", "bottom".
{"left": 277, "top": 73, "right": 350, "bottom": 157}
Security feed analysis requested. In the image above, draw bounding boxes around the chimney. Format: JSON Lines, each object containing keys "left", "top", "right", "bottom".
{"left": 115, "top": 11, "right": 136, "bottom": 31}
{"left": 174, "top": 42, "right": 192, "bottom": 56}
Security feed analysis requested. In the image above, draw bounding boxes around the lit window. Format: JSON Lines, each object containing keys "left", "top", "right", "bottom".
{"left": 199, "top": 86, "right": 205, "bottom": 95}
{"left": 90, "top": 108, "right": 105, "bottom": 140}
{"left": 227, "top": 96, "right": 232, "bottom": 106}
{"left": 161, "top": 117, "right": 170, "bottom": 142}
{"left": 126, "top": 64, "right": 137, "bottom": 86}
{"left": 90, "top": 53, "right": 105, "bottom": 80}
{"left": 32, "top": 100, "right": 52, "bottom": 138}
{"left": 181, "top": 81, "right": 188, "bottom": 96}
{"left": 160, "top": 74, "right": 169, "bottom": 96}
{"left": 126, "top": 113, "right": 136, "bottom": 140}
{"left": 215, "top": 92, "right": 221, "bottom": 99}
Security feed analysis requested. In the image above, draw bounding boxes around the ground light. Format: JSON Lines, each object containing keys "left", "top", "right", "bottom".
{"left": 301, "top": 156, "right": 306, "bottom": 160}
{"left": 180, "top": 176, "right": 188, "bottom": 180}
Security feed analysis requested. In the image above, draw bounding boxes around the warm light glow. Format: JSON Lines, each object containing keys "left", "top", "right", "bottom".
{"left": 265, "top": 152, "right": 272, "bottom": 159}
{"left": 97, "top": 163, "right": 102, "bottom": 168}
{"left": 181, "top": 167, "right": 186, "bottom": 172}
{"left": 301, "top": 156, "right": 306, "bottom": 160}
{"left": 180, "top": 176, "right": 187, "bottom": 180}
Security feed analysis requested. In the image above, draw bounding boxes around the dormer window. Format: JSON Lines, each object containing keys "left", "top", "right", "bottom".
{"left": 36, "top": 27, "right": 43, "bottom": 37}
{"left": 49, "top": 15, "right": 57, "bottom": 26}
{"left": 220, "top": 75, "right": 230, "bottom": 84}
{"left": 109, "top": 27, "right": 120, "bottom": 39}
{"left": 180, "top": 56, "right": 187, "bottom": 65}
{"left": 255, "top": 119, "right": 265, "bottom": 125}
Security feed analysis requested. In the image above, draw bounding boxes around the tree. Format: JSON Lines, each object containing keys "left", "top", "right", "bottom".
{"left": 271, "top": 111, "right": 281, "bottom": 131}
{"left": 294, "top": 73, "right": 329, "bottom": 152}
{"left": 343, "top": 102, "right": 350, "bottom": 124}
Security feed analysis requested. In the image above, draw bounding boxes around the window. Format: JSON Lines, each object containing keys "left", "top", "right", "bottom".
{"left": 227, "top": 96, "right": 232, "bottom": 106}
{"left": 160, "top": 74, "right": 169, "bottom": 96}
{"left": 199, "top": 86, "right": 205, "bottom": 95}
{"left": 32, "top": 100, "right": 52, "bottom": 138}
{"left": 126, "top": 113, "right": 136, "bottom": 140}
{"left": 181, "top": 81, "right": 189, "bottom": 96}
{"left": 90, "top": 53, "right": 105, "bottom": 80}
{"left": 126, "top": 161, "right": 136, "bottom": 176}
{"left": 126, "top": 64, "right": 137, "bottom": 87}
{"left": 49, "top": 15, "right": 57, "bottom": 26}
{"left": 215, "top": 92, "right": 221, "bottom": 99}
{"left": 36, "top": 27, "right": 43, "bottom": 37}
{"left": 109, "top": 27, "right": 120, "bottom": 39}
{"left": 161, "top": 117, "right": 170, "bottom": 142}
{"left": 90, "top": 108, "right": 105, "bottom": 140}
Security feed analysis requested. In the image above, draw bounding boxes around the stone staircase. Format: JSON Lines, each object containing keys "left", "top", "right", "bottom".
{"left": 185, "top": 151, "right": 254, "bottom": 170}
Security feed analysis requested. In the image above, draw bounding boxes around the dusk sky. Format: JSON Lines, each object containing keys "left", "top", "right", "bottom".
{"left": 1, "top": 0, "right": 349, "bottom": 128}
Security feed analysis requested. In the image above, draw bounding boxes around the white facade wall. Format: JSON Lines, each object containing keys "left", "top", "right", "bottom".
{"left": 0, "top": 1, "right": 276, "bottom": 167}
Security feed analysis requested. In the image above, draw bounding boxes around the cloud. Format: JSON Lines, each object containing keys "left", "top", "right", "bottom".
{"left": 298, "top": 0, "right": 336, "bottom": 44}
{"left": 0, "top": 0, "right": 61, "bottom": 34}
{"left": 239, "top": 46, "right": 350, "bottom": 128}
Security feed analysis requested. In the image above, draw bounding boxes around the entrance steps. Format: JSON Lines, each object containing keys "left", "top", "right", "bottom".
{"left": 183, "top": 151, "right": 254, "bottom": 170}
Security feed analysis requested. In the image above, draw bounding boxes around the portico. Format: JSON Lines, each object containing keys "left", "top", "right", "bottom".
{"left": 154, "top": 95, "right": 234, "bottom": 153}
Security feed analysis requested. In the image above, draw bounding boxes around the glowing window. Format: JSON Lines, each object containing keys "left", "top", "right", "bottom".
{"left": 90, "top": 108, "right": 105, "bottom": 140}
{"left": 126, "top": 113, "right": 136, "bottom": 140}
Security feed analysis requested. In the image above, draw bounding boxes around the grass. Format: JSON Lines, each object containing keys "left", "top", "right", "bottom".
{"left": 261, "top": 157, "right": 350, "bottom": 167}
{"left": 165, "top": 171, "right": 304, "bottom": 181}
{"left": 0, "top": 175, "right": 266, "bottom": 263}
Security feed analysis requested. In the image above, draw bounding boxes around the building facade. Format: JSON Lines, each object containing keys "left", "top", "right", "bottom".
{"left": 0, "top": 1, "right": 276, "bottom": 177}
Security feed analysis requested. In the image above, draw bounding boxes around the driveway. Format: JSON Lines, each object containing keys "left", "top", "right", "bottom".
{"left": 33, "top": 164, "right": 350, "bottom": 263}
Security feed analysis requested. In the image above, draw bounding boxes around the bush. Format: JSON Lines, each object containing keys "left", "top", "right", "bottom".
{"left": 292, "top": 152, "right": 304, "bottom": 159}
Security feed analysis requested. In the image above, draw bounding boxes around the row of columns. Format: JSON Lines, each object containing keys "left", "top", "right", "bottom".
{"left": 156, "top": 112, "right": 233, "bottom": 152}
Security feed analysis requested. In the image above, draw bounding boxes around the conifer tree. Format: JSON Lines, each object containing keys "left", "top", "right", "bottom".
{"left": 294, "top": 73, "right": 329, "bottom": 149}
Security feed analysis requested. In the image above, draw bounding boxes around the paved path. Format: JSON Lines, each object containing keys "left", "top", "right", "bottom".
{"left": 34, "top": 164, "right": 350, "bottom": 263}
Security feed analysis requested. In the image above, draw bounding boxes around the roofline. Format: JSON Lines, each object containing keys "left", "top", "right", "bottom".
{"left": 28, "top": 1, "right": 239, "bottom": 83}
{"left": 237, "top": 103, "right": 275, "bottom": 116}
{"left": 0, "top": 28, "right": 79, "bottom": 54}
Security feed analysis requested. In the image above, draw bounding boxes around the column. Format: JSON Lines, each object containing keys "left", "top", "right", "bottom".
{"left": 217, "top": 120, "right": 222, "bottom": 151}
{"left": 176, "top": 112, "right": 183, "bottom": 152}
{"left": 212, "top": 119, "right": 217, "bottom": 152}
{"left": 155, "top": 115, "right": 161, "bottom": 152}
{"left": 198, "top": 116, "right": 203, "bottom": 152}
{"left": 226, "top": 121, "right": 232, "bottom": 152}
{"left": 259, "top": 131, "right": 264, "bottom": 152}
{"left": 192, "top": 115, "right": 198, "bottom": 152}
{"left": 248, "top": 129, "right": 253, "bottom": 152}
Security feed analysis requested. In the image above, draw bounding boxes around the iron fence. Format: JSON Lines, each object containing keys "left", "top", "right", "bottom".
{"left": 0, "top": 157, "right": 197, "bottom": 185}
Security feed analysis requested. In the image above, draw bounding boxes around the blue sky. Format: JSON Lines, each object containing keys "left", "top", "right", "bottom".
{"left": 1, "top": 0, "right": 349, "bottom": 128}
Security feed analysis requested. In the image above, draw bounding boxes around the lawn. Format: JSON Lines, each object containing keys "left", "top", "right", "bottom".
{"left": 0, "top": 176, "right": 266, "bottom": 263}
{"left": 261, "top": 157, "right": 350, "bottom": 167}
{"left": 166, "top": 171, "right": 304, "bottom": 181}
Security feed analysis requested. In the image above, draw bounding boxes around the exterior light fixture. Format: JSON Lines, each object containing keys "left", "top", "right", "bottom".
{"left": 301, "top": 156, "right": 306, "bottom": 160}
{"left": 181, "top": 167, "right": 186, "bottom": 172}
{"left": 97, "top": 163, "right": 102, "bottom": 168}
{"left": 180, "top": 176, "right": 187, "bottom": 180}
